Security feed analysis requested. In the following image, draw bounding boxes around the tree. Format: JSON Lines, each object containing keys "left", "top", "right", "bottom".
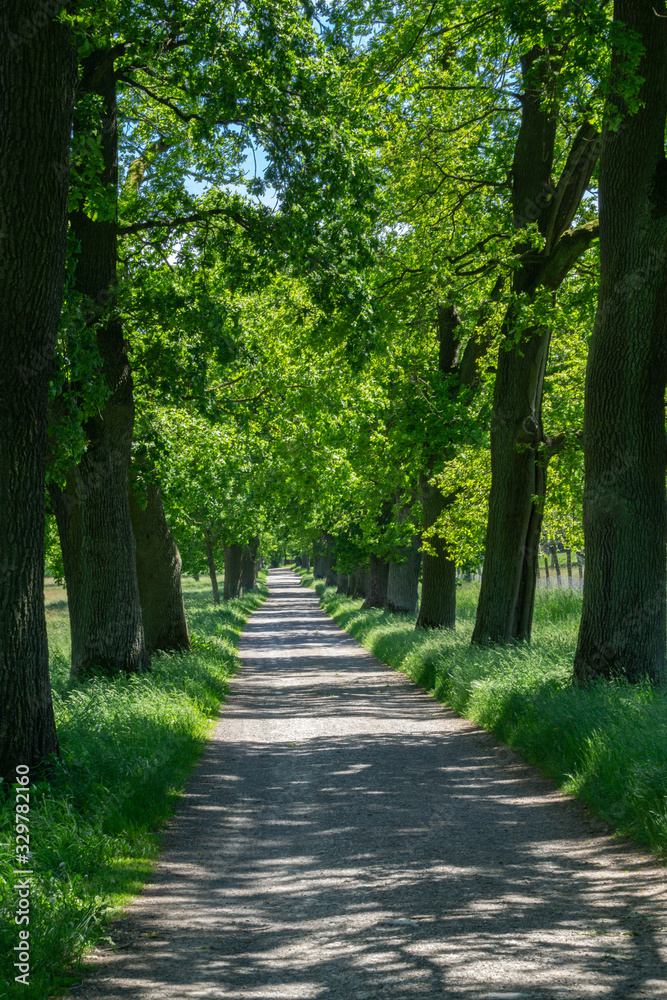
{"left": 129, "top": 480, "right": 190, "bottom": 653}
{"left": 47, "top": 0, "right": 378, "bottom": 675}
{"left": 0, "top": 3, "right": 76, "bottom": 777}
{"left": 470, "top": 35, "right": 601, "bottom": 643}
{"left": 574, "top": 1, "right": 667, "bottom": 685}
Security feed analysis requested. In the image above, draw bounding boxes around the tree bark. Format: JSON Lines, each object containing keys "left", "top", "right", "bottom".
{"left": 61, "top": 49, "right": 148, "bottom": 677}
{"left": 336, "top": 573, "right": 349, "bottom": 594}
{"left": 129, "top": 483, "right": 190, "bottom": 654}
{"left": 354, "top": 569, "right": 368, "bottom": 599}
{"left": 472, "top": 48, "right": 600, "bottom": 644}
{"left": 301, "top": 550, "right": 311, "bottom": 571}
{"left": 223, "top": 543, "right": 244, "bottom": 600}
{"left": 362, "top": 555, "right": 390, "bottom": 609}
{"left": 416, "top": 477, "right": 457, "bottom": 630}
{"left": 386, "top": 537, "right": 421, "bottom": 615}
{"left": 241, "top": 536, "right": 259, "bottom": 591}
{"left": 313, "top": 536, "right": 333, "bottom": 579}
{"left": 204, "top": 529, "right": 220, "bottom": 605}
{"left": 0, "top": 5, "right": 75, "bottom": 778}
{"left": 574, "top": 1, "right": 667, "bottom": 685}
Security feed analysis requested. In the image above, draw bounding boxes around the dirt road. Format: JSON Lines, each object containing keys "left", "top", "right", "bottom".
{"left": 72, "top": 568, "right": 667, "bottom": 999}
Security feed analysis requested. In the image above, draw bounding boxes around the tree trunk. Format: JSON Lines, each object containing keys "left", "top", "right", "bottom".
{"left": 224, "top": 543, "right": 244, "bottom": 600}
{"left": 62, "top": 49, "right": 148, "bottom": 677}
{"left": 204, "top": 530, "right": 220, "bottom": 605}
{"left": 354, "top": 570, "right": 368, "bottom": 598}
{"left": 336, "top": 573, "right": 349, "bottom": 595}
{"left": 301, "top": 550, "right": 311, "bottom": 571}
{"left": 129, "top": 483, "right": 190, "bottom": 654}
{"left": 472, "top": 47, "right": 600, "bottom": 644}
{"left": 416, "top": 478, "right": 457, "bottom": 629}
{"left": 313, "top": 536, "right": 333, "bottom": 579}
{"left": 241, "top": 536, "right": 259, "bottom": 591}
{"left": 362, "top": 555, "right": 390, "bottom": 609}
{"left": 574, "top": 1, "right": 667, "bottom": 685}
{"left": 0, "top": 6, "right": 75, "bottom": 778}
{"left": 386, "top": 537, "right": 421, "bottom": 615}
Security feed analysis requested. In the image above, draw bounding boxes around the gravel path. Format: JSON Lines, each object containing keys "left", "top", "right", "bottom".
{"left": 71, "top": 568, "right": 667, "bottom": 1000}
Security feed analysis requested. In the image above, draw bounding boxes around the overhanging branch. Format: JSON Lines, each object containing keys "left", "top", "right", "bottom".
{"left": 117, "top": 207, "right": 252, "bottom": 236}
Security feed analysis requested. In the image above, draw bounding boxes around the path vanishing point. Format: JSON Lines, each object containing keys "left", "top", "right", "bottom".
{"left": 70, "top": 568, "right": 667, "bottom": 1000}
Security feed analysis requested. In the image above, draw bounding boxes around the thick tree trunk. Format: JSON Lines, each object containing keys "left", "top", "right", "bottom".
{"left": 204, "top": 530, "right": 220, "bottom": 605}
{"left": 129, "top": 483, "right": 190, "bottom": 654}
{"left": 241, "top": 536, "right": 259, "bottom": 591}
{"left": 0, "top": 6, "right": 75, "bottom": 778}
{"left": 574, "top": 1, "right": 667, "bottom": 685}
{"left": 301, "top": 550, "right": 311, "bottom": 571}
{"left": 416, "top": 478, "right": 457, "bottom": 630}
{"left": 472, "top": 48, "right": 600, "bottom": 644}
{"left": 336, "top": 573, "right": 349, "bottom": 595}
{"left": 313, "top": 536, "right": 333, "bottom": 579}
{"left": 354, "top": 570, "right": 368, "bottom": 598}
{"left": 472, "top": 322, "right": 550, "bottom": 643}
{"left": 63, "top": 50, "right": 148, "bottom": 677}
{"left": 362, "top": 555, "right": 390, "bottom": 609}
{"left": 224, "top": 543, "right": 244, "bottom": 600}
{"left": 386, "top": 537, "right": 421, "bottom": 615}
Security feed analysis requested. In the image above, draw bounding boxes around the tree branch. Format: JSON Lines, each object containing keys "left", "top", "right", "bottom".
{"left": 537, "top": 220, "right": 599, "bottom": 290}
{"left": 118, "top": 74, "right": 244, "bottom": 131}
{"left": 117, "top": 207, "right": 253, "bottom": 236}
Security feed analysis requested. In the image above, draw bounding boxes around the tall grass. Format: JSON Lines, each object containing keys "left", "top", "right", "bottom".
{"left": 0, "top": 577, "right": 266, "bottom": 1000}
{"left": 301, "top": 573, "right": 667, "bottom": 861}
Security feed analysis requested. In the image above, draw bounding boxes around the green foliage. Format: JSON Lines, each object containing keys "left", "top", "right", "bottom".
{"left": 44, "top": 517, "right": 65, "bottom": 587}
{"left": 0, "top": 578, "right": 266, "bottom": 1000}
{"left": 303, "top": 574, "right": 667, "bottom": 860}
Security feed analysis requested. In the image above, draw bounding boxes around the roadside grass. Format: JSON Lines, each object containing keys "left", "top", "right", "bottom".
{"left": 0, "top": 576, "right": 266, "bottom": 1000}
{"left": 299, "top": 571, "right": 667, "bottom": 861}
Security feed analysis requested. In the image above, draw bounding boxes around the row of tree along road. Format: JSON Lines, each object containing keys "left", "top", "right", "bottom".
{"left": 2, "top": 0, "right": 667, "bottom": 781}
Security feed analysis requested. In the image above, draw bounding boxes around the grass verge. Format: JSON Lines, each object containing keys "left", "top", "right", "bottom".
{"left": 0, "top": 576, "right": 266, "bottom": 1000}
{"left": 299, "top": 571, "right": 667, "bottom": 862}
